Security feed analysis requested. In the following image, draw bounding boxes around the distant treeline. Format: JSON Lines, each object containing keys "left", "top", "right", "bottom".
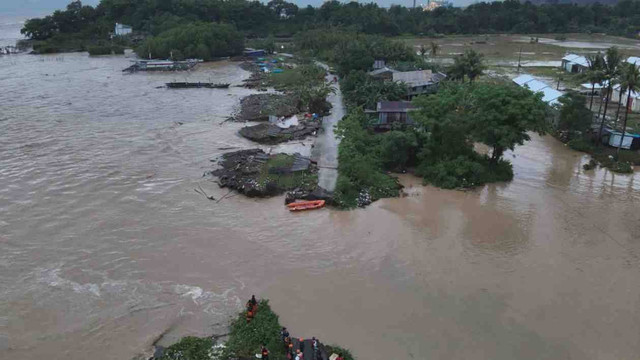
{"left": 20, "top": 0, "right": 640, "bottom": 54}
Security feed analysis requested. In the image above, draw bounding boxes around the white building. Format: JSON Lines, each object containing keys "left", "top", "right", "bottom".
{"left": 626, "top": 56, "right": 640, "bottom": 66}
{"left": 115, "top": 23, "right": 133, "bottom": 36}
{"left": 561, "top": 54, "right": 589, "bottom": 73}
{"left": 611, "top": 83, "right": 640, "bottom": 113}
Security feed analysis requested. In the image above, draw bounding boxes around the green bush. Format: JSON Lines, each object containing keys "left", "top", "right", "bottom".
{"left": 568, "top": 138, "right": 595, "bottom": 153}
{"left": 137, "top": 23, "right": 244, "bottom": 61}
{"left": 611, "top": 161, "right": 633, "bottom": 173}
{"left": 87, "top": 45, "right": 112, "bottom": 55}
{"left": 417, "top": 155, "right": 513, "bottom": 189}
{"left": 111, "top": 45, "right": 125, "bottom": 55}
{"left": 333, "top": 110, "right": 402, "bottom": 208}
{"left": 160, "top": 336, "right": 213, "bottom": 360}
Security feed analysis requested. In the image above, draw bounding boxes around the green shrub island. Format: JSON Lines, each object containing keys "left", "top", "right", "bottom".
{"left": 158, "top": 299, "right": 356, "bottom": 360}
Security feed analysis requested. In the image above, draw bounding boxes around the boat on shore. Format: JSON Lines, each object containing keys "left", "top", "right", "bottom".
{"left": 286, "top": 200, "right": 325, "bottom": 212}
{"left": 123, "top": 59, "right": 202, "bottom": 73}
{"left": 166, "top": 82, "right": 230, "bottom": 89}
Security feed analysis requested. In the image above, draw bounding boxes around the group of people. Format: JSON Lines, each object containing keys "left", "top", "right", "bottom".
{"left": 280, "top": 327, "right": 331, "bottom": 360}
{"left": 248, "top": 295, "right": 343, "bottom": 360}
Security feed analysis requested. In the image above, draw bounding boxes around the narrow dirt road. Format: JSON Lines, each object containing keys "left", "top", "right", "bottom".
{"left": 312, "top": 63, "right": 345, "bottom": 192}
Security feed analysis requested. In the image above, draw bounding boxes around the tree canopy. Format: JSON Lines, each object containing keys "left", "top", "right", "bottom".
{"left": 23, "top": 0, "right": 640, "bottom": 45}
{"left": 135, "top": 22, "right": 244, "bottom": 60}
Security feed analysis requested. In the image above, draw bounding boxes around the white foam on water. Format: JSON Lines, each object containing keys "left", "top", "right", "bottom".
{"left": 38, "top": 268, "right": 101, "bottom": 297}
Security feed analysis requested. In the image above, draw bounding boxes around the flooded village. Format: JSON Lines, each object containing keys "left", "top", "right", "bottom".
{"left": 2, "top": 1, "right": 640, "bottom": 360}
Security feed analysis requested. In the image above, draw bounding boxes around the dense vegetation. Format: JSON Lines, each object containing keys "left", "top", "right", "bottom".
{"left": 23, "top": 0, "right": 640, "bottom": 53}
{"left": 135, "top": 23, "right": 244, "bottom": 60}
{"left": 333, "top": 82, "right": 549, "bottom": 208}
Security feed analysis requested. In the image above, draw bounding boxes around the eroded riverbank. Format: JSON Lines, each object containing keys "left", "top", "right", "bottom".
{"left": 2, "top": 52, "right": 640, "bottom": 360}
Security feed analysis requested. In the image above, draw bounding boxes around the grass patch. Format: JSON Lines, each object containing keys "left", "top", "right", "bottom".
{"left": 266, "top": 63, "right": 326, "bottom": 91}
{"left": 224, "top": 300, "right": 284, "bottom": 360}
{"left": 257, "top": 154, "right": 318, "bottom": 192}
{"left": 565, "top": 134, "right": 639, "bottom": 173}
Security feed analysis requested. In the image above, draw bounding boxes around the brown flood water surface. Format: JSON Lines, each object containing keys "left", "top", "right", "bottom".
{"left": 1, "top": 53, "right": 640, "bottom": 360}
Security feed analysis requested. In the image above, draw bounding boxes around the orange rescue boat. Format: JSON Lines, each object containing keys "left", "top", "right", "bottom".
{"left": 286, "top": 200, "right": 325, "bottom": 211}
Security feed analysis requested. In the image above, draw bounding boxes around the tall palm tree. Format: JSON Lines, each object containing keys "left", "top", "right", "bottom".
{"left": 597, "top": 47, "right": 623, "bottom": 145}
{"left": 585, "top": 53, "right": 605, "bottom": 111}
{"left": 617, "top": 62, "right": 640, "bottom": 156}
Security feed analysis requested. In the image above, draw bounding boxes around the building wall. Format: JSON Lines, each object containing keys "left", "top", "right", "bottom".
{"left": 612, "top": 87, "right": 640, "bottom": 112}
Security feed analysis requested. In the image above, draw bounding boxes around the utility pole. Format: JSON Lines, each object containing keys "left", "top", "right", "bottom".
{"left": 413, "top": 0, "right": 417, "bottom": 9}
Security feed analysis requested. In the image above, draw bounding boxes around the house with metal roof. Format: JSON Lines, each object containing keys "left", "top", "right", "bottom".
{"left": 522, "top": 79, "right": 551, "bottom": 92}
{"left": 368, "top": 67, "right": 397, "bottom": 80}
{"left": 561, "top": 54, "right": 589, "bottom": 73}
{"left": 365, "top": 101, "right": 416, "bottom": 129}
{"left": 392, "top": 70, "right": 446, "bottom": 97}
{"left": 512, "top": 75, "right": 564, "bottom": 106}
{"left": 513, "top": 74, "right": 535, "bottom": 86}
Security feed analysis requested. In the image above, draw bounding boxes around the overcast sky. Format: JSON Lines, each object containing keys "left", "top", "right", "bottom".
{"left": 2, "top": 0, "right": 473, "bottom": 17}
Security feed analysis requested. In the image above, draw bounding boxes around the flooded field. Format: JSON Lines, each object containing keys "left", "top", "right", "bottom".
{"left": 403, "top": 33, "right": 640, "bottom": 67}
{"left": 1, "top": 28, "right": 640, "bottom": 360}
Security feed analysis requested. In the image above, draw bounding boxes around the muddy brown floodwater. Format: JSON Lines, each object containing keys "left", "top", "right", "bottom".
{"left": 1, "top": 51, "right": 640, "bottom": 360}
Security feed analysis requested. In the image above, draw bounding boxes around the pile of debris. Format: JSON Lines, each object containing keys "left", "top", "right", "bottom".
{"left": 234, "top": 94, "right": 299, "bottom": 122}
{"left": 211, "top": 149, "right": 317, "bottom": 198}
{"left": 238, "top": 115, "right": 321, "bottom": 144}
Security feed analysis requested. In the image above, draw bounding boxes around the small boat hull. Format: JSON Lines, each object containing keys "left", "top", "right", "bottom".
{"left": 286, "top": 200, "right": 325, "bottom": 211}
{"left": 166, "top": 82, "right": 230, "bottom": 89}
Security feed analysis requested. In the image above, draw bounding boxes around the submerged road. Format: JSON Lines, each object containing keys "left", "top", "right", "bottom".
{"left": 312, "top": 62, "right": 345, "bottom": 192}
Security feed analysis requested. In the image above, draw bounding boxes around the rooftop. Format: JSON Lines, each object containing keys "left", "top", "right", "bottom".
{"left": 562, "top": 54, "right": 589, "bottom": 67}
{"left": 393, "top": 70, "right": 445, "bottom": 87}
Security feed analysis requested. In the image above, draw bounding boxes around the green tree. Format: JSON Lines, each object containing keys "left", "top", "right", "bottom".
{"left": 617, "top": 62, "right": 640, "bottom": 156}
{"left": 468, "top": 83, "right": 548, "bottom": 164}
{"left": 447, "top": 49, "right": 485, "bottom": 83}
{"left": 136, "top": 23, "right": 244, "bottom": 61}
{"left": 597, "top": 47, "right": 623, "bottom": 144}
{"left": 557, "top": 92, "right": 592, "bottom": 140}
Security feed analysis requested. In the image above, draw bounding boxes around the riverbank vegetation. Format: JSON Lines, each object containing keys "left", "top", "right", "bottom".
{"left": 135, "top": 23, "right": 244, "bottom": 61}
{"left": 22, "top": 0, "right": 640, "bottom": 53}
{"left": 333, "top": 81, "right": 549, "bottom": 208}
